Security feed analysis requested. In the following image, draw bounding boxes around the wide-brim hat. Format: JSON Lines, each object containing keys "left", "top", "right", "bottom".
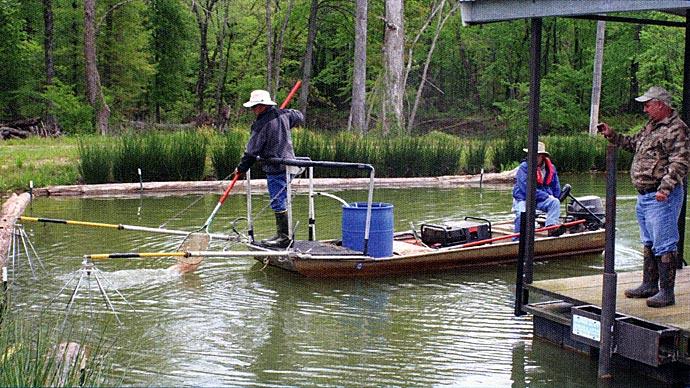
{"left": 243, "top": 89, "right": 277, "bottom": 107}
{"left": 523, "top": 141, "right": 549, "bottom": 156}
{"left": 635, "top": 86, "right": 672, "bottom": 105}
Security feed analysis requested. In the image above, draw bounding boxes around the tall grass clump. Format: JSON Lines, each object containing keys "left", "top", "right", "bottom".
{"left": 163, "top": 131, "right": 208, "bottom": 181}
{"left": 112, "top": 132, "right": 150, "bottom": 182}
{"left": 78, "top": 140, "right": 112, "bottom": 184}
{"left": 211, "top": 129, "right": 247, "bottom": 179}
{"left": 543, "top": 135, "right": 600, "bottom": 172}
{"left": 0, "top": 313, "right": 117, "bottom": 386}
{"left": 293, "top": 127, "right": 332, "bottom": 162}
{"left": 492, "top": 135, "right": 524, "bottom": 171}
{"left": 464, "top": 140, "right": 488, "bottom": 174}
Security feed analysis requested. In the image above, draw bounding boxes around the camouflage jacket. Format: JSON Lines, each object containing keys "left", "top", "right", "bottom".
{"left": 609, "top": 110, "right": 690, "bottom": 195}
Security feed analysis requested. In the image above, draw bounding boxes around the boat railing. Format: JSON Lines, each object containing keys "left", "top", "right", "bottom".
{"left": 247, "top": 157, "right": 377, "bottom": 256}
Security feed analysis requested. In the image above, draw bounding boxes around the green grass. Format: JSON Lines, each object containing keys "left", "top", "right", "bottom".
{"left": 0, "top": 136, "right": 85, "bottom": 196}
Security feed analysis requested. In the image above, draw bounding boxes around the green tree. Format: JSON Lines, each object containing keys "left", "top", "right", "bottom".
{"left": 149, "top": 0, "right": 194, "bottom": 122}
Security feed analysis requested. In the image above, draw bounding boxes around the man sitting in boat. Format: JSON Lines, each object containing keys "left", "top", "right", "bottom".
{"left": 512, "top": 141, "right": 562, "bottom": 236}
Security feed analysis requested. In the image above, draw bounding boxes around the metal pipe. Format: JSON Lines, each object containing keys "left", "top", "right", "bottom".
{"left": 285, "top": 168, "right": 293, "bottom": 239}
{"left": 523, "top": 17, "right": 542, "bottom": 285}
{"left": 362, "top": 168, "right": 376, "bottom": 255}
{"left": 308, "top": 166, "right": 315, "bottom": 240}
{"left": 514, "top": 213, "right": 528, "bottom": 316}
{"left": 19, "top": 216, "right": 236, "bottom": 241}
{"left": 678, "top": 9, "right": 690, "bottom": 264}
{"left": 246, "top": 169, "right": 254, "bottom": 242}
{"left": 598, "top": 143, "right": 618, "bottom": 378}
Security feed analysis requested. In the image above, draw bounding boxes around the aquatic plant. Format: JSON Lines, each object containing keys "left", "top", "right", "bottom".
{"left": 79, "top": 140, "right": 112, "bottom": 184}
{"left": 0, "top": 313, "right": 118, "bottom": 386}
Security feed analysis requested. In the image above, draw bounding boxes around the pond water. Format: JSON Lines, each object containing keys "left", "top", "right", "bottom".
{"left": 7, "top": 173, "right": 681, "bottom": 387}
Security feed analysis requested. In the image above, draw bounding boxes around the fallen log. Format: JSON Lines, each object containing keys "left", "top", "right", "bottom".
{"left": 0, "top": 193, "right": 32, "bottom": 267}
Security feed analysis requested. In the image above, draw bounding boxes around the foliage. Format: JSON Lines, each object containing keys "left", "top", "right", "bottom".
{"left": 42, "top": 80, "right": 94, "bottom": 134}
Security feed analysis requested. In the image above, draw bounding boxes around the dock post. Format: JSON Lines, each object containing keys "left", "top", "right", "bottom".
{"left": 598, "top": 143, "right": 618, "bottom": 378}
{"left": 514, "top": 214, "right": 528, "bottom": 316}
{"left": 677, "top": 10, "right": 690, "bottom": 265}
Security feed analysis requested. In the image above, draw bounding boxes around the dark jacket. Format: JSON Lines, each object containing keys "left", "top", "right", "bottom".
{"left": 512, "top": 158, "right": 561, "bottom": 203}
{"left": 237, "top": 106, "right": 304, "bottom": 175}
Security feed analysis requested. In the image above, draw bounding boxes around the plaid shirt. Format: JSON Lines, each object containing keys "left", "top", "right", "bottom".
{"left": 237, "top": 107, "right": 304, "bottom": 175}
{"left": 610, "top": 110, "right": 690, "bottom": 195}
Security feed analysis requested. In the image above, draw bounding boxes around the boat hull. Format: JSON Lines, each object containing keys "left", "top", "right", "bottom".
{"left": 252, "top": 229, "right": 606, "bottom": 278}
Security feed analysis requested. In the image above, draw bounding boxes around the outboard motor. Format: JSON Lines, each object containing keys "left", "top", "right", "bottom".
{"left": 566, "top": 195, "right": 605, "bottom": 230}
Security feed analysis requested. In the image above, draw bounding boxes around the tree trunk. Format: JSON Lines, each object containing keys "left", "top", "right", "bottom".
{"left": 192, "top": 1, "right": 217, "bottom": 114}
{"left": 271, "top": 0, "right": 295, "bottom": 95}
{"left": 215, "top": 1, "right": 232, "bottom": 129}
{"left": 408, "top": 0, "right": 459, "bottom": 132}
{"left": 71, "top": 0, "right": 79, "bottom": 86}
{"left": 43, "top": 0, "right": 56, "bottom": 129}
{"left": 349, "top": 0, "right": 367, "bottom": 132}
{"left": 382, "top": 0, "right": 404, "bottom": 135}
{"left": 299, "top": 0, "right": 319, "bottom": 118}
{"left": 265, "top": 0, "right": 274, "bottom": 94}
{"left": 84, "top": 0, "right": 110, "bottom": 134}
{"left": 628, "top": 24, "right": 641, "bottom": 113}
{"left": 589, "top": 20, "right": 605, "bottom": 137}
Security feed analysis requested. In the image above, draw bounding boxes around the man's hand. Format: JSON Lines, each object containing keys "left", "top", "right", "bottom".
{"left": 597, "top": 122, "right": 614, "bottom": 139}
{"left": 655, "top": 191, "right": 668, "bottom": 202}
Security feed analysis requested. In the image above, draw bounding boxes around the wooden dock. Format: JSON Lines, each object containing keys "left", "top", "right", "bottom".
{"left": 525, "top": 268, "right": 690, "bottom": 383}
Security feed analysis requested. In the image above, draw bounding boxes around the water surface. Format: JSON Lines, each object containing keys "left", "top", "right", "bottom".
{"left": 8, "top": 173, "right": 678, "bottom": 386}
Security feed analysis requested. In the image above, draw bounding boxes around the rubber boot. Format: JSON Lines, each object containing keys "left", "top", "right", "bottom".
{"left": 624, "top": 246, "right": 659, "bottom": 298}
{"left": 260, "top": 211, "right": 291, "bottom": 248}
{"left": 647, "top": 252, "right": 676, "bottom": 308}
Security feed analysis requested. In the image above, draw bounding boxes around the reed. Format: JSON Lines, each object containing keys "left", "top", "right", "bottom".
{"left": 78, "top": 140, "right": 112, "bottom": 184}
{"left": 211, "top": 129, "right": 247, "bottom": 179}
{"left": 0, "top": 313, "right": 116, "bottom": 386}
{"left": 464, "top": 140, "right": 488, "bottom": 175}
{"left": 163, "top": 131, "right": 208, "bottom": 181}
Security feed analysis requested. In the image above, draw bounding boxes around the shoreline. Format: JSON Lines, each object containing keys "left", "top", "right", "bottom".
{"left": 28, "top": 169, "right": 517, "bottom": 198}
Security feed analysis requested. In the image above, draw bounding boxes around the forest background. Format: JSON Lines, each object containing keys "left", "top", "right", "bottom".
{"left": 0, "top": 1, "right": 687, "bottom": 192}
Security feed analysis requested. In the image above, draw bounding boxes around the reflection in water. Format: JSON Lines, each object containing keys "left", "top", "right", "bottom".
{"left": 9, "top": 174, "right": 685, "bottom": 386}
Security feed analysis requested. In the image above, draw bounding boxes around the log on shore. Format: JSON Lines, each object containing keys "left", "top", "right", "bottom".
{"left": 32, "top": 169, "right": 517, "bottom": 198}
{"left": 0, "top": 193, "right": 31, "bottom": 267}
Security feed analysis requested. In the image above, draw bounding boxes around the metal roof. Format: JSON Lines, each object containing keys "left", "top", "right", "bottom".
{"left": 459, "top": 0, "right": 690, "bottom": 25}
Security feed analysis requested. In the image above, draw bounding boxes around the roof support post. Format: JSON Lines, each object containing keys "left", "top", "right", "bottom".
{"left": 597, "top": 143, "right": 618, "bottom": 379}
{"left": 677, "top": 10, "right": 690, "bottom": 263}
{"left": 515, "top": 17, "right": 541, "bottom": 315}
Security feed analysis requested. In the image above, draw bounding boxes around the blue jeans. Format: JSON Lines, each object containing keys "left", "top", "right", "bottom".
{"left": 267, "top": 173, "right": 288, "bottom": 212}
{"left": 513, "top": 196, "right": 561, "bottom": 233}
{"left": 636, "top": 185, "right": 684, "bottom": 256}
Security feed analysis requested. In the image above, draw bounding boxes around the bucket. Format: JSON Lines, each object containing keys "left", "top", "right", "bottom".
{"left": 342, "top": 202, "right": 394, "bottom": 258}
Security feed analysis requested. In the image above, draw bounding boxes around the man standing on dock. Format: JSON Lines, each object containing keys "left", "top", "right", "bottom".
{"left": 598, "top": 86, "right": 690, "bottom": 308}
{"left": 235, "top": 89, "right": 304, "bottom": 248}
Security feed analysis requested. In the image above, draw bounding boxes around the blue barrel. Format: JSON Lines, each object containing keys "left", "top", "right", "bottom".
{"left": 342, "top": 202, "right": 394, "bottom": 258}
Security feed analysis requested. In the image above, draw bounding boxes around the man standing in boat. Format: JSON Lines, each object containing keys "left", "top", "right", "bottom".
{"left": 235, "top": 89, "right": 304, "bottom": 248}
{"left": 598, "top": 86, "right": 690, "bottom": 308}
{"left": 512, "top": 141, "right": 562, "bottom": 236}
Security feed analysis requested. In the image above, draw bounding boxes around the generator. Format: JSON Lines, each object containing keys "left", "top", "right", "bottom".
{"left": 421, "top": 217, "right": 491, "bottom": 247}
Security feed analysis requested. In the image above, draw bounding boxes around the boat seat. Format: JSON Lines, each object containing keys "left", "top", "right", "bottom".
{"left": 392, "top": 240, "right": 434, "bottom": 255}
